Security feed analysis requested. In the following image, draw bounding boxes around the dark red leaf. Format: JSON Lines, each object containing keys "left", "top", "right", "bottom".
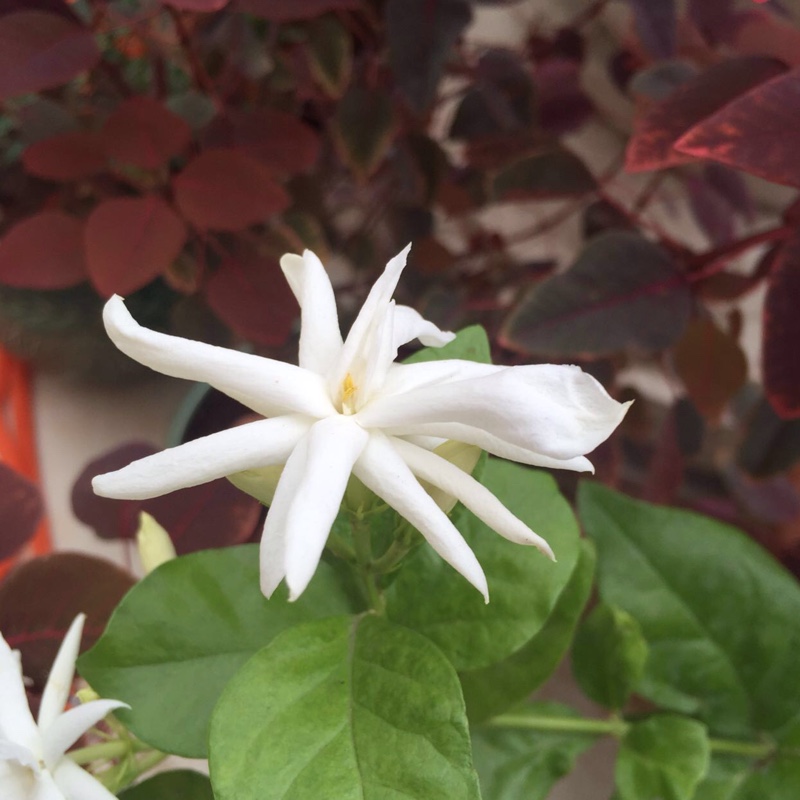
{"left": 684, "top": 174, "right": 736, "bottom": 247}
{"left": 202, "top": 109, "right": 319, "bottom": 175}
{"left": 763, "top": 231, "right": 800, "bottom": 418}
{"left": 173, "top": 149, "right": 289, "bottom": 231}
{"left": 738, "top": 396, "right": 800, "bottom": 478}
{"left": 641, "top": 406, "right": 684, "bottom": 505}
{"left": 491, "top": 150, "right": 596, "bottom": 201}
{"left": 675, "top": 66, "right": 800, "bottom": 189}
{"left": 0, "top": 11, "right": 100, "bottom": 100}
{"left": 205, "top": 249, "right": 296, "bottom": 346}
{"left": 500, "top": 231, "right": 692, "bottom": 357}
{"left": 536, "top": 58, "right": 594, "bottom": 134}
{"left": 0, "top": 553, "right": 135, "bottom": 689}
{"left": 724, "top": 9, "right": 800, "bottom": 68}
{"left": 727, "top": 470, "right": 800, "bottom": 525}
{"left": 0, "top": 464, "right": 42, "bottom": 560}
{"left": 234, "top": 0, "right": 359, "bottom": 21}
{"left": 629, "top": 0, "right": 677, "bottom": 59}
{"left": 672, "top": 316, "right": 747, "bottom": 420}
{"left": 387, "top": 0, "right": 472, "bottom": 112}
{"left": 0, "top": 211, "right": 87, "bottom": 289}
{"left": 85, "top": 195, "right": 187, "bottom": 297}
{"left": 695, "top": 243, "right": 777, "bottom": 302}
{"left": 72, "top": 442, "right": 263, "bottom": 555}
{"left": 102, "top": 97, "right": 192, "bottom": 171}
{"left": 625, "top": 56, "right": 786, "bottom": 173}
{"left": 21, "top": 130, "right": 107, "bottom": 181}
{"left": 163, "top": 0, "right": 229, "bottom": 10}
{"left": 688, "top": 0, "right": 735, "bottom": 43}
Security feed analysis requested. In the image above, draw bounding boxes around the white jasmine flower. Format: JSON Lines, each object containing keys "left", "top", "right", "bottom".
{"left": 93, "top": 245, "right": 629, "bottom": 601}
{"left": 0, "top": 614, "right": 128, "bottom": 800}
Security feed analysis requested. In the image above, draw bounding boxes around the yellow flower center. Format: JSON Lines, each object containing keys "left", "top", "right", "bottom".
{"left": 340, "top": 373, "right": 357, "bottom": 415}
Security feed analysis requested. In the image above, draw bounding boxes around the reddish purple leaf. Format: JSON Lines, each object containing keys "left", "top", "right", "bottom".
{"left": 85, "top": 195, "right": 187, "bottom": 297}
{"left": 684, "top": 174, "right": 736, "bottom": 247}
{"left": 724, "top": 9, "right": 800, "bottom": 68}
{"left": 72, "top": 442, "right": 263, "bottom": 554}
{"left": 102, "top": 97, "right": 193, "bottom": 171}
{"left": 0, "top": 464, "right": 42, "bottom": 560}
{"left": 675, "top": 66, "right": 800, "bottom": 189}
{"left": 688, "top": 0, "right": 735, "bottom": 43}
{"left": 163, "top": 0, "right": 229, "bottom": 9}
{"left": 536, "top": 58, "right": 594, "bottom": 135}
{"left": 0, "top": 211, "right": 87, "bottom": 289}
{"left": 234, "top": 0, "right": 359, "bottom": 21}
{"left": 173, "top": 149, "right": 289, "bottom": 231}
{"left": 0, "top": 11, "right": 100, "bottom": 100}
{"left": 22, "top": 130, "right": 107, "bottom": 181}
{"left": 763, "top": 231, "right": 800, "bottom": 418}
{"left": 625, "top": 56, "right": 786, "bottom": 173}
{"left": 0, "top": 553, "right": 135, "bottom": 689}
{"left": 629, "top": 0, "right": 677, "bottom": 59}
{"left": 202, "top": 108, "right": 319, "bottom": 174}
{"left": 205, "top": 249, "right": 297, "bottom": 346}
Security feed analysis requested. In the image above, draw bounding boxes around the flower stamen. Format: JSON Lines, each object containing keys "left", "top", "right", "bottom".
{"left": 341, "top": 373, "right": 358, "bottom": 415}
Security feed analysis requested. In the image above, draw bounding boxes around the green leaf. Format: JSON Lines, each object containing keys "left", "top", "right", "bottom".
{"left": 616, "top": 715, "right": 710, "bottom": 800}
{"left": 307, "top": 14, "right": 352, "bottom": 97}
{"left": 387, "top": 460, "right": 581, "bottom": 671}
{"left": 471, "top": 702, "right": 596, "bottom": 800}
{"left": 579, "top": 483, "right": 800, "bottom": 737}
{"left": 78, "top": 546, "right": 360, "bottom": 758}
{"left": 460, "top": 539, "right": 596, "bottom": 723}
{"left": 492, "top": 151, "right": 596, "bottom": 201}
{"left": 571, "top": 602, "right": 648, "bottom": 710}
{"left": 405, "top": 323, "right": 491, "bottom": 365}
{"left": 333, "top": 86, "right": 395, "bottom": 182}
{"left": 118, "top": 770, "right": 213, "bottom": 799}
{"left": 209, "top": 614, "right": 481, "bottom": 800}
{"left": 731, "top": 756, "right": 800, "bottom": 800}
{"left": 693, "top": 757, "right": 750, "bottom": 800}
{"left": 501, "top": 231, "right": 692, "bottom": 357}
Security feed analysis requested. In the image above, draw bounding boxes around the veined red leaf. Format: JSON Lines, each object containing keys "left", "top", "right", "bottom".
{"left": 0, "top": 211, "right": 87, "bottom": 289}
{"left": 85, "top": 196, "right": 187, "bottom": 297}
{"left": 0, "top": 11, "right": 100, "bottom": 100}
{"left": 22, "top": 130, "right": 107, "bottom": 181}
{"left": 0, "top": 464, "right": 42, "bottom": 560}
{"left": 763, "top": 231, "right": 800, "bottom": 418}
{"left": 173, "top": 149, "right": 289, "bottom": 231}
{"left": 725, "top": 9, "right": 800, "bottom": 68}
{"left": 102, "top": 97, "right": 192, "bottom": 171}
{"left": 234, "top": 0, "right": 359, "bottom": 21}
{"left": 675, "top": 66, "right": 800, "bottom": 189}
{"left": 205, "top": 250, "right": 296, "bottom": 346}
{"left": 0, "top": 553, "right": 135, "bottom": 689}
{"left": 625, "top": 56, "right": 786, "bottom": 173}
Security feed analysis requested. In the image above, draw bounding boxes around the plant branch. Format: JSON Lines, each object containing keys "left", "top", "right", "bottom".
{"left": 166, "top": 8, "right": 216, "bottom": 95}
{"left": 687, "top": 224, "right": 792, "bottom": 279}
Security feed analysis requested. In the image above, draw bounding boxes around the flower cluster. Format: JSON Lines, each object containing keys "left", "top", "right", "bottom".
{"left": 93, "top": 245, "right": 629, "bottom": 601}
{"left": 0, "top": 615, "right": 126, "bottom": 800}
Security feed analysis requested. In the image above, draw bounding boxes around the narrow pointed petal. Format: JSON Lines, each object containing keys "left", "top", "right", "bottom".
{"left": 279, "top": 251, "right": 342, "bottom": 375}
{"left": 103, "top": 296, "right": 334, "bottom": 418}
{"left": 392, "top": 438, "right": 555, "bottom": 558}
{"left": 359, "top": 364, "right": 631, "bottom": 460}
{"left": 37, "top": 615, "right": 84, "bottom": 733}
{"left": 281, "top": 417, "right": 368, "bottom": 600}
{"left": 92, "top": 415, "right": 310, "bottom": 500}
{"left": 0, "top": 635, "right": 39, "bottom": 753}
{"left": 41, "top": 700, "right": 128, "bottom": 768}
{"left": 0, "top": 738, "right": 38, "bottom": 768}
{"left": 353, "top": 433, "right": 489, "bottom": 601}
{"left": 30, "top": 771, "right": 65, "bottom": 800}
{"left": 53, "top": 757, "right": 119, "bottom": 800}
{"left": 392, "top": 305, "right": 455, "bottom": 350}
{"left": 379, "top": 359, "right": 502, "bottom": 398}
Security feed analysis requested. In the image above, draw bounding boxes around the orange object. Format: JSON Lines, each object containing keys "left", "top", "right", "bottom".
{"left": 0, "top": 350, "right": 50, "bottom": 579}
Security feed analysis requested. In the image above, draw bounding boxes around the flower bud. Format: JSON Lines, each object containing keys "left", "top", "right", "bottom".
{"left": 136, "top": 512, "right": 176, "bottom": 574}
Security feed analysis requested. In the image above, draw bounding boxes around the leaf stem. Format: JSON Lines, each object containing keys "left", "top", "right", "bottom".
{"left": 687, "top": 224, "right": 791, "bottom": 277}
{"left": 487, "top": 713, "right": 778, "bottom": 760}
{"left": 352, "top": 513, "right": 386, "bottom": 615}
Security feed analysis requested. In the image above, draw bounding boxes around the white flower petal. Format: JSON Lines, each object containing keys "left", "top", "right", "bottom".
{"left": 37, "top": 616, "right": 83, "bottom": 734}
{"left": 358, "top": 364, "right": 631, "bottom": 460}
{"left": 0, "top": 737, "right": 38, "bottom": 769}
{"left": 280, "top": 251, "right": 343, "bottom": 375}
{"left": 92, "top": 415, "right": 310, "bottom": 500}
{"left": 41, "top": 701, "right": 128, "bottom": 769}
{"left": 267, "top": 417, "right": 369, "bottom": 601}
{"left": 353, "top": 433, "right": 489, "bottom": 601}
{"left": 29, "top": 770, "right": 64, "bottom": 800}
{"left": 391, "top": 438, "right": 555, "bottom": 558}
{"left": 0, "top": 635, "right": 39, "bottom": 754}
{"left": 392, "top": 305, "right": 455, "bottom": 349}
{"left": 52, "top": 757, "right": 118, "bottom": 800}
{"left": 103, "top": 296, "right": 335, "bottom": 418}
{"left": 378, "top": 359, "right": 502, "bottom": 398}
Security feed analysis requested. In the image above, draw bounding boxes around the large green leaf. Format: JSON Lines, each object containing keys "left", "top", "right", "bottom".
{"left": 386, "top": 460, "right": 581, "bottom": 670}
{"left": 571, "top": 601, "right": 648, "bottom": 710}
{"left": 79, "top": 546, "right": 360, "bottom": 758}
{"left": 209, "top": 614, "right": 481, "bottom": 800}
{"left": 615, "top": 715, "right": 710, "bottom": 800}
{"left": 118, "top": 770, "right": 213, "bottom": 799}
{"left": 579, "top": 483, "right": 800, "bottom": 737}
{"left": 471, "top": 702, "right": 596, "bottom": 800}
{"left": 731, "top": 757, "right": 800, "bottom": 800}
{"left": 405, "top": 323, "right": 491, "bottom": 365}
{"left": 693, "top": 757, "right": 750, "bottom": 800}
{"left": 460, "top": 539, "right": 595, "bottom": 722}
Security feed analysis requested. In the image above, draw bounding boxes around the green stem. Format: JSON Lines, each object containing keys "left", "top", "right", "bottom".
{"left": 488, "top": 714, "right": 777, "bottom": 760}
{"left": 352, "top": 514, "right": 386, "bottom": 615}
{"left": 369, "top": 536, "right": 412, "bottom": 575}
{"left": 68, "top": 739, "right": 148, "bottom": 764}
